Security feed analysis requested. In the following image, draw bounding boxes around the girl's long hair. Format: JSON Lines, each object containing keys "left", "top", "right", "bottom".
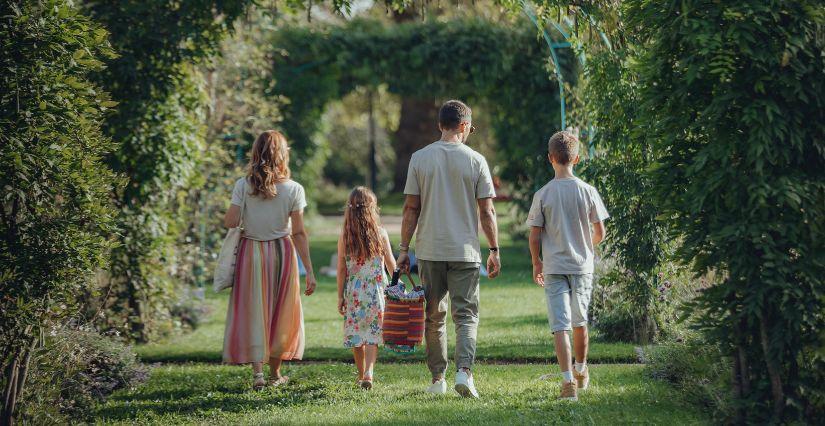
{"left": 342, "top": 187, "right": 384, "bottom": 262}
{"left": 247, "top": 130, "right": 291, "bottom": 198}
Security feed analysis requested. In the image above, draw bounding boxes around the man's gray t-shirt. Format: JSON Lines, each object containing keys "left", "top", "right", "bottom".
{"left": 404, "top": 141, "right": 496, "bottom": 263}
{"left": 526, "top": 177, "right": 609, "bottom": 274}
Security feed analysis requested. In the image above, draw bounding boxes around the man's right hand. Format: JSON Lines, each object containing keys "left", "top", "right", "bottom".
{"left": 487, "top": 252, "right": 501, "bottom": 279}
{"left": 397, "top": 252, "right": 411, "bottom": 274}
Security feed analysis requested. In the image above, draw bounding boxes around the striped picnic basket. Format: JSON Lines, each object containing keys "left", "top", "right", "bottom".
{"left": 383, "top": 269, "right": 425, "bottom": 353}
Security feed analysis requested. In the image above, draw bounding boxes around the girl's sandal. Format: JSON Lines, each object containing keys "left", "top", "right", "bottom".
{"left": 252, "top": 373, "right": 267, "bottom": 391}
{"left": 360, "top": 376, "right": 373, "bottom": 390}
{"left": 268, "top": 375, "right": 290, "bottom": 387}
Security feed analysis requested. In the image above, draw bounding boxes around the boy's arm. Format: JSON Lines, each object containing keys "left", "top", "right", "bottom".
{"left": 529, "top": 226, "right": 544, "bottom": 287}
{"left": 592, "top": 221, "right": 606, "bottom": 246}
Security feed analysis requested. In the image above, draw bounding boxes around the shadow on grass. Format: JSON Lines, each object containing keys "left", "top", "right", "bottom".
{"left": 100, "top": 381, "right": 329, "bottom": 420}
{"left": 138, "top": 344, "right": 636, "bottom": 364}
{"left": 98, "top": 364, "right": 705, "bottom": 424}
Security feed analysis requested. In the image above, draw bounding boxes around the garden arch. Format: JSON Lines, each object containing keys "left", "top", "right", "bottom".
{"left": 265, "top": 18, "right": 577, "bottom": 208}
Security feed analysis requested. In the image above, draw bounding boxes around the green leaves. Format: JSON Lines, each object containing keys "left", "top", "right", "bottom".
{"left": 269, "top": 18, "right": 571, "bottom": 213}
{"left": 1, "top": 0, "right": 118, "bottom": 402}
{"left": 624, "top": 0, "right": 825, "bottom": 420}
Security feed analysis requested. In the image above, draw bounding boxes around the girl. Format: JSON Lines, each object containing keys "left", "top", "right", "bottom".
{"left": 222, "top": 130, "right": 318, "bottom": 390}
{"left": 337, "top": 187, "right": 395, "bottom": 390}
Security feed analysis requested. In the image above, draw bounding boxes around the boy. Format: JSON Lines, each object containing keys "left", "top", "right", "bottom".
{"left": 527, "top": 130, "right": 609, "bottom": 401}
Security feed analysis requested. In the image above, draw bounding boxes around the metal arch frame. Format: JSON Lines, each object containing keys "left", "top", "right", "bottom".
{"left": 521, "top": 1, "right": 609, "bottom": 155}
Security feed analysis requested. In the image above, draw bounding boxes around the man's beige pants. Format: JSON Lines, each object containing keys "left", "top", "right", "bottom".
{"left": 418, "top": 260, "right": 480, "bottom": 378}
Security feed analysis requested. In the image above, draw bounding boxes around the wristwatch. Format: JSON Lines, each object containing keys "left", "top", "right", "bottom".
{"left": 489, "top": 247, "right": 499, "bottom": 252}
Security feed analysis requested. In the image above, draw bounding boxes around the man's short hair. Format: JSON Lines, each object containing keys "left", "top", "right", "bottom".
{"left": 548, "top": 131, "right": 580, "bottom": 165}
{"left": 438, "top": 100, "right": 472, "bottom": 130}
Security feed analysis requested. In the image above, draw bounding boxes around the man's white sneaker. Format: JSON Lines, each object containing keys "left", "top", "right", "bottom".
{"left": 454, "top": 370, "right": 479, "bottom": 398}
{"left": 426, "top": 378, "right": 447, "bottom": 394}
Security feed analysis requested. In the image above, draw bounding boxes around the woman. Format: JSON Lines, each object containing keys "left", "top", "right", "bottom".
{"left": 222, "top": 130, "right": 317, "bottom": 390}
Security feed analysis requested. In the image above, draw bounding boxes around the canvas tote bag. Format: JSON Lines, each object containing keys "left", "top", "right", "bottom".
{"left": 213, "top": 180, "right": 247, "bottom": 292}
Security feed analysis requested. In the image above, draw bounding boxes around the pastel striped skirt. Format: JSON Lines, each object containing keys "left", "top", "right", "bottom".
{"left": 222, "top": 237, "right": 305, "bottom": 364}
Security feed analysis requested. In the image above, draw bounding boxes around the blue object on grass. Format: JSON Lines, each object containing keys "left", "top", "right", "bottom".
{"left": 297, "top": 256, "right": 306, "bottom": 276}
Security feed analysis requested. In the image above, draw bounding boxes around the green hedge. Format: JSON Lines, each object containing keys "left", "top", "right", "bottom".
{"left": 0, "top": 0, "right": 118, "bottom": 421}
{"left": 267, "top": 18, "right": 574, "bottom": 210}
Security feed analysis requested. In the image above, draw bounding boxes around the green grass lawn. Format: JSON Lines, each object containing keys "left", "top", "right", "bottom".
{"left": 137, "top": 226, "right": 635, "bottom": 364}
{"left": 109, "top": 216, "right": 705, "bottom": 424}
{"left": 96, "top": 363, "right": 708, "bottom": 425}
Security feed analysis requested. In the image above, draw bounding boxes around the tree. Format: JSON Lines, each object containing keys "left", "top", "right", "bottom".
{"left": 626, "top": 0, "right": 825, "bottom": 421}
{"left": 390, "top": 7, "right": 439, "bottom": 192}
{"left": 0, "top": 0, "right": 117, "bottom": 422}
{"left": 84, "top": 0, "right": 251, "bottom": 341}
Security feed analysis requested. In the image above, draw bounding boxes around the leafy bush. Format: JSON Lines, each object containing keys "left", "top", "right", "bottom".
{"left": 20, "top": 328, "right": 148, "bottom": 423}
{"left": 170, "top": 288, "right": 212, "bottom": 331}
{"left": 591, "top": 260, "right": 700, "bottom": 343}
{"left": 0, "top": 0, "right": 117, "bottom": 422}
{"left": 84, "top": 0, "right": 254, "bottom": 342}
{"left": 645, "top": 335, "right": 732, "bottom": 422}
{"left": 626, "top": 0, "right": 825, "bottom": 421}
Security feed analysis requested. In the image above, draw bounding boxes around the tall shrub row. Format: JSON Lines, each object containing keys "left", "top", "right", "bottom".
{"left": 84, "top": 0, "right": 251, "bottom": 342}
{"left": 627, "top": 1, "right": 824, "bottom": 420}
{"left": 0, "top": 1, "right": 117, "bottom": 422}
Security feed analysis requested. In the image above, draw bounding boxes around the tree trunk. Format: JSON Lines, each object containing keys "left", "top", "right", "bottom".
{"left": 392, "top": 97, "right": 439, "bottom": 192}
{"left": 759, "top": 311, "right": 784, "bottom": 421}
{"left": 2, "top": 336, "right": 35, "bottom": 426}
{"left": 390, "top": 7, "right": 439, "bottom": 193}
{"left": 732, "top": 314, "right": 750, "bottom": 425}
{"left": 126, "top": 254, "right": 147, "bottom": 342}
{"left": 2, "top": 356, "right": 20, "bottom": 425}
{"left": 368, "top": 89, "right": 378, "bottom": 191}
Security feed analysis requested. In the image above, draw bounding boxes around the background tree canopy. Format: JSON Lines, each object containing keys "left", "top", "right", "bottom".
{"left": 266, "top": 18, "right": 576, "bottom": 211}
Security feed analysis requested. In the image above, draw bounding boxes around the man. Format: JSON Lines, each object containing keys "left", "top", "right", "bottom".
{"left": 397, "top": 99, "right": 501, "bottom": 399}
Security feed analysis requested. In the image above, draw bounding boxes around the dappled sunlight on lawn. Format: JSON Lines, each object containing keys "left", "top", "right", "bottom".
{"left": 137, "top": 226, "right": 636, "bottom": 364}
{"left": 97, "top": 363, "right": 708, "bottom": 425}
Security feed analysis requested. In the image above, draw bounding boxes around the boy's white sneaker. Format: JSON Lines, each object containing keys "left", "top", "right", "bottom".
{"left": 454, "top": 370, "right": 479, "bottom": 398}
{"left": 426, "top": 378, "right": 447, "bottom": 394}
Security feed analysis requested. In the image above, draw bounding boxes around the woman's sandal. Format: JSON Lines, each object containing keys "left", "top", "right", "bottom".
{"left": 360, "top": 376, "right": 373, "bottom": 390}
{"left": 252, "top": 373, "right": 267, "bottom": 391}
{"left": 268, "top": 375, "right": 290, "bottom": 387}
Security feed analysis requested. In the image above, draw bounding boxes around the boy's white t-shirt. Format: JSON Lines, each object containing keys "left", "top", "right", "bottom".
{"left": 526, "top": 177, "right": 609, "bottom": 274}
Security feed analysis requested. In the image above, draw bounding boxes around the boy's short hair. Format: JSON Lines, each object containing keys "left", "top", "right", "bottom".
{"left": 548, "top": 131, "right": 580, "bottom": 165}
{"left": 439, "top": 100, "right": 472, "bottom": 130}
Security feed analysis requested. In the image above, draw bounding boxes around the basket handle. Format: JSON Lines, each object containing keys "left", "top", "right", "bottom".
{"left": 390, "top": 269, "right": 421, "bottom": 290}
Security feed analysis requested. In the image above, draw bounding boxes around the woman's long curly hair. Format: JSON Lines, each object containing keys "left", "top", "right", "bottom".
{"left": 247, "top": 130, "right": 290, "bottom": 198}
{"left": 342, "top": 187, "right": 385, "bottom": 262}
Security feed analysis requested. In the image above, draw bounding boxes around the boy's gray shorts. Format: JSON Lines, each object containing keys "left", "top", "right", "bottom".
{"left": 544, "top": 274, "right": 594, "bottom": 333}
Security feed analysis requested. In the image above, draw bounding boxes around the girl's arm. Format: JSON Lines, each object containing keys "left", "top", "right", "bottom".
{"left": 336, "top": 233, "right": 347, "bottom": 315}
{"left": 381, "top": 229, "right": 397, "bottom": 273}
{"left": 290, "top": 210, "right": 316, "bottom": 296}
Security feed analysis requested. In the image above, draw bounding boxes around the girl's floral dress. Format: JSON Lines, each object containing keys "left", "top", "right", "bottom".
{"left": 343, "top": 256, "right": 386, "bottom": 348}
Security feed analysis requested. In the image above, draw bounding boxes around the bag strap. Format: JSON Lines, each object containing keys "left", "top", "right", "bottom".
{"left": 238, "top": 179, "right": 247, "bottom": 230}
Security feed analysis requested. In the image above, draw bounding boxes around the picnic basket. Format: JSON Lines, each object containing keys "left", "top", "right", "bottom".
{"left": 383, "top": 269, "right": 425, "bottom": 353}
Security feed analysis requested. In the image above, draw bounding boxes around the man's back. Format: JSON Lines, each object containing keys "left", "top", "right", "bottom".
{"left": 404, "top": 141, "right": 495, "bottom": 263}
